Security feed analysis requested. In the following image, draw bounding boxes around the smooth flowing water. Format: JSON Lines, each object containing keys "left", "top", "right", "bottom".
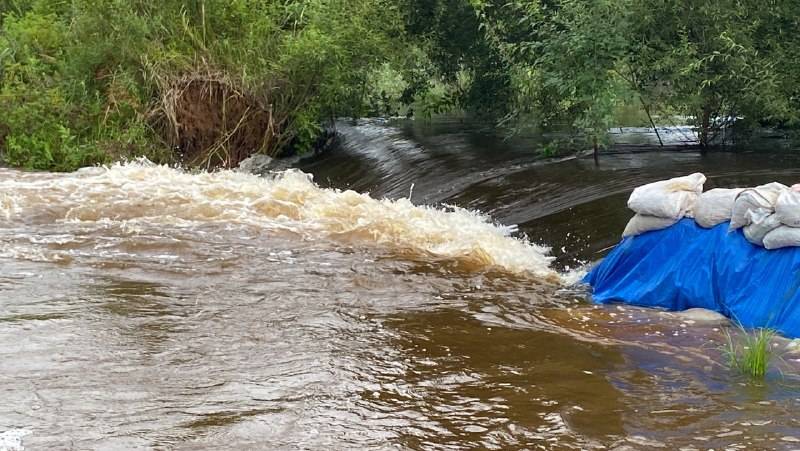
{"left": 3, "top": 119, "right": 800, "bottom": 450}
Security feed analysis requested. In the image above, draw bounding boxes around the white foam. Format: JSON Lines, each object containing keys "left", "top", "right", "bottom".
{"left": 0, "top": 161, "right": 556, "bottom": 277}
{"left": 0, "top": 429, "right": 30, "bottom": 451}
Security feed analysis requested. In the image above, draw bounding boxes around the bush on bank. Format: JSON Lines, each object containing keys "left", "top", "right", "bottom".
{"left": 2, "top": 0, "right": 798, "bottom": 171}
{"left": 0, "top": 0, "right": 409, "bottom": 170}
{"left": 406, "top": 0, "right": 799, "bottom": 149}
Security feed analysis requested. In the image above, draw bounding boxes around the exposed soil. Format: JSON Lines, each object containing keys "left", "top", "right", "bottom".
{"left": 159, "top": 75, "right": 275, "bottom": 168}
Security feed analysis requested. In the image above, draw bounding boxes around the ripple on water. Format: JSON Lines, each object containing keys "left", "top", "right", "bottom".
{"left": 4, "top": 132, "right": 800, "bottom": 448}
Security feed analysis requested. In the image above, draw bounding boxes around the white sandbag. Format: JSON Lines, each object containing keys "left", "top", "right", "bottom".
{"left": 755, "top": 182, "right": 790, "bottom": 203}
{"left": 743, "top": 210, "right": 781, "bottom": 247}
{"left": 622, "top": 214, "right": 679, "bottom": 238}
{"left": 764, "top": 226, "right": 800, "bottom": 250}
{"left": 775, "top": 190, "right": 800, "bottom": 227}
{"left": 693, "top": 188, "right": 744, "bottom": 228}
{"left": 627, "top": 173, "right": 706, "bottom": 219}
{"left": 729, "top": 182, "right": 789, "bottom": 230}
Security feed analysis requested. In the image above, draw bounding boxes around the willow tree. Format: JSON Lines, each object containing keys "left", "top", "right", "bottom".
{"left": 472, "top": 0, "right": 799, "bottom": 150}
{"left": 400, "top": 0, "right": 514, "bottom": 117}
{"left": 621, "top": 0, "right": 798, "bottom": 147}
{"left": 472, "top": 0, "right": 631, "bottom": 159}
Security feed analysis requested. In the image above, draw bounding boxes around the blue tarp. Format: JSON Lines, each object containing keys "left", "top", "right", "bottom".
{"left": 584, "top": 218, "right": 800, "bottom": 337}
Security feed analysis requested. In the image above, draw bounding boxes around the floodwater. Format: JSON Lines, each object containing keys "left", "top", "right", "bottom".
{"left": 3, "top": 119, "right": 800, "bottom": 450}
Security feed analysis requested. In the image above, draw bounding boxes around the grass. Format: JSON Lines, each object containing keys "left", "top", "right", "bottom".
{"left": 722, "top": 325, "right": 778, "bottom": 379}
{"left": 0, "top": 0, "right": 408, "bottom": 171}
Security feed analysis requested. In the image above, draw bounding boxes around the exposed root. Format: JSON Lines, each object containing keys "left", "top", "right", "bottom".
{"left": 152, "top": 67, "right": 278, "bottom": 168}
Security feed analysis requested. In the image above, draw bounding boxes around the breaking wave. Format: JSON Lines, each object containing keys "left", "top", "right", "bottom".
{"left": 0, "top": 161, "right": 555, "bottom": 277}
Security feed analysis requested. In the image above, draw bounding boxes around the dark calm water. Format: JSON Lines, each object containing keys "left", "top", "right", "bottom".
{"left": 2, "top": 119, "right": 800, "bottom": 450}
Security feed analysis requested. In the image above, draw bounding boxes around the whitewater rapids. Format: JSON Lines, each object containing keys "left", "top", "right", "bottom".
{"left": 0, "top": 161, "right": 556, "bottom": 278}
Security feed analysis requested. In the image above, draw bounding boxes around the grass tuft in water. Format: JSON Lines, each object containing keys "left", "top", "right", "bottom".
{"left": 722, "top": 325, "right": 777, "bottom": 379}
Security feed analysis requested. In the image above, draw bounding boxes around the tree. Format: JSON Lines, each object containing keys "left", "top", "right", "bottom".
{"left": 401, "top": 0, "right": 513, "bottom": 117}
{"left": 474, "top": 0, "right": 631, "bottom": 158}
{"left": 624, "top": 0, "right": 797, "bottom": 147}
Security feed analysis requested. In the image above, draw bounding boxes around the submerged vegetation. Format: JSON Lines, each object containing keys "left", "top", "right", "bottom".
{"left": 0, "top": 0, "right": 798, "bottom": 170}
{"left": 723, "top": 326, "right": 778, "bottom": 380}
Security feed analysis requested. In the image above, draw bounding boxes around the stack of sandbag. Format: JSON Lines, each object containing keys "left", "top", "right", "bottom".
{"left": 763, "top": 186, "right": 800, "bottom": 249}
{"left": 728, "top": 182, "right": 788, "bottom": 247}
{"left": 623, "top": 173, "right": 706, "bottom": 237}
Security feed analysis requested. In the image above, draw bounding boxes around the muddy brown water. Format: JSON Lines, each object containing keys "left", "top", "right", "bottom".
{"left": 3, "top": 119, "right": 800, "bottom": 450}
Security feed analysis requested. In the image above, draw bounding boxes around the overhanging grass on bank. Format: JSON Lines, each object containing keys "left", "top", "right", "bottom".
{"left": 0, "top": 0, "right": 409, "bottom": 171}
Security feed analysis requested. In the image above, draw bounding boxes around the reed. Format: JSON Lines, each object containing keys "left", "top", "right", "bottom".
{"left": 722, "top": 325, "right": 777, "bottom": 379}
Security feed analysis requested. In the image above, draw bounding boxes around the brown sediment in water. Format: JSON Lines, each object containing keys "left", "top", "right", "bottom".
{"left": 0, "top": 163, "right": 557, "bottom": 278}
{"left": 7, "top": 137, "right": 800, "bottom": 449}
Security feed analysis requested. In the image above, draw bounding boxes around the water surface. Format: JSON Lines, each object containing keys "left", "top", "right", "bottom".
{"left": 2, "top": 120, "right": 800, "bottom": 449}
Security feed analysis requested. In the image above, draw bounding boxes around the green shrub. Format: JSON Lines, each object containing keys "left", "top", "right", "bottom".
{"left": 4, "top": 125, "right": 105, "bottom": 171}
{"left": 0, "top": 0, "right": 414, "bottom": 170}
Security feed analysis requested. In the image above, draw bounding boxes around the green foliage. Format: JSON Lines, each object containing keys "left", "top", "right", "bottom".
{"left": 723, "top": 326, "right": 777, "bottom": 380}
{"left": 1, "top": 0, "right": 798, "bottom": 170}
{"left": 0, "top": 0, "right": 413, "bottom": 170}
{"left": 539, "top": 142, "right": 558, "bottom": 158}
{"left": 421, "top": 0, "right": 799, "bottom": 149}
{"left": 0, "top": 9, "right": 103, "bottom": 170}
{"left": 400, "top": 0, "right": 513, "bottom": 116}
{"left": 618, "top": 0, "right": 798, "bottom": 146}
